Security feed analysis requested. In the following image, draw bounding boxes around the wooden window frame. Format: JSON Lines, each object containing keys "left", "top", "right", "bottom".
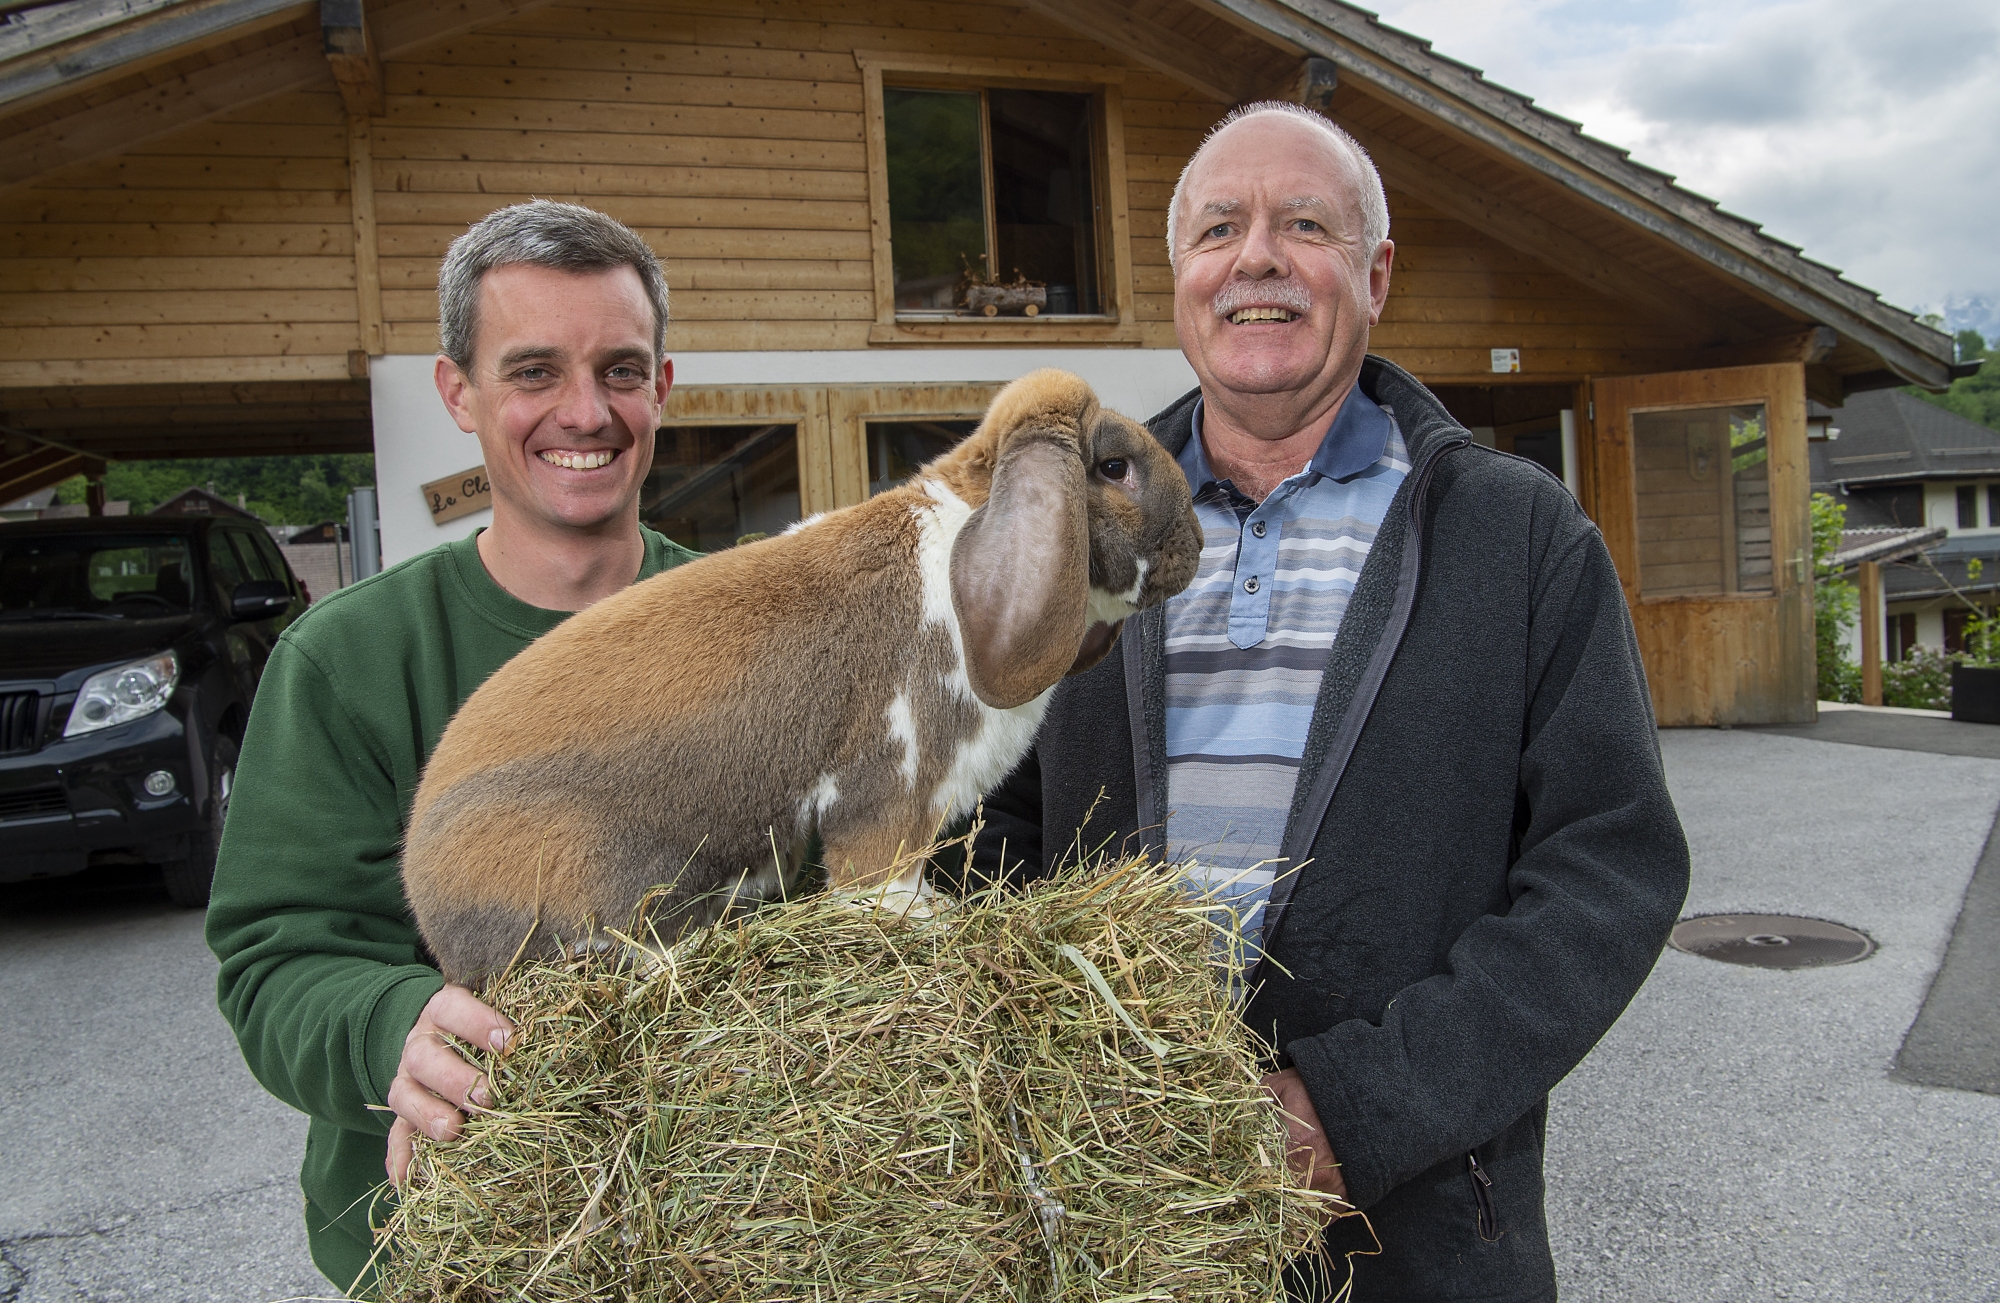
{"left": 856, "top": 51, "right": 1140, "bottom": 347}
{"left": 659, "top": 385, "right": 833, "bottom": 520}
{"left": 663, "top": 383, "right": 1005, "bottom": 517}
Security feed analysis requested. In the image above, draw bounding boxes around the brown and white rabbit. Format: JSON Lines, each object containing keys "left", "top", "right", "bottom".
{"left": 402, "top": 369, "right": 1201, "bottom": 986}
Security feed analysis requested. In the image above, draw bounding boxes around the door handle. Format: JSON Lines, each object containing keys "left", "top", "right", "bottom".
{"left": 1792, "top": 550, "right": 1809, "bottom": 584}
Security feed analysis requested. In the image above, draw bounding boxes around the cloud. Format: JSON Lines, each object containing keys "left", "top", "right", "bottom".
{"left": 1363, "top": 0, "right": 2000, "bottom": 316}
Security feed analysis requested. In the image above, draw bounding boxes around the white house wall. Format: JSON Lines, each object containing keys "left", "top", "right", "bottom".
{"left": 370, "top": 349, "right": 1201, "bottom": 567}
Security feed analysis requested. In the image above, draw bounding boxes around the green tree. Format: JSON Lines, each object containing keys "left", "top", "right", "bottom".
{"left": 1811, "top": 491, "right": 1861, "bottom": 703}
{"left": 52, "top": 454, "right": 375, "bottom": 526}
{"left": 1906, "top": 328, "right": 2000, "bottom": 433}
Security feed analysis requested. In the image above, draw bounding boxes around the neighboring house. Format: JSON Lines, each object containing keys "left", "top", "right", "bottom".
{"left": 1811, "top": 390, "right": 2000, "bottom": 656}
{"left": 0, "top": 0, "right": 1966, "bottom": 724}
{"left": 150, "top": 486, "right": 263, "bottom": 521}
{"left": 278, "top": 521, "right": 355, "bottom": 600}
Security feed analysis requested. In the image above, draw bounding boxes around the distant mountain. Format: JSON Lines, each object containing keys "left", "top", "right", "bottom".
{"left": 1938, "top": 293, "right": 2000, "bottom": 347}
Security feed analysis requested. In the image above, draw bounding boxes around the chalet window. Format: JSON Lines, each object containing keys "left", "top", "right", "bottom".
{"left": 1988, "top": 484, "right": 2000, "bottom": 529}
{"left": 867, "top": 419, "right": 978, "bottom": 496}
{"left": 1891, "top": 612, "right": 1917, "bottom": 661}
{"left": 643, "top": 424, "right": 801, "bottom": 552}
{"left": 1632, "top": 404, "right": 1772, "bottom": 597}
{"left": 884, "top": 86, "right": 1102, "bottom": 316}
{"left": 858, "top": 54, "right": 1135, "bottom": 345}
{"left": 1958, "top": 484, "right": 1978, "bottom": 529}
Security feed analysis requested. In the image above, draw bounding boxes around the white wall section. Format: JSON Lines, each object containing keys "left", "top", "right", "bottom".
{"left": 369, "top": 348, "right": 1200, "bottom": 567}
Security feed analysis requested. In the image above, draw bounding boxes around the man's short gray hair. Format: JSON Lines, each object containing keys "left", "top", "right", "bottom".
{"left": 437, "top": 200, "right": 669, "bottom": 372}
{"left": 1165, "top": 101, "right": 1389, "bottom": 271}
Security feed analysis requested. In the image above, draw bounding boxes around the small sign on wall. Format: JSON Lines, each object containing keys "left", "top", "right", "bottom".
{"left": 1490, "top": 348, "right": 1521, "bottom": 374}
{"left": 422, "top": 465, "right": 491, "bottom": 525}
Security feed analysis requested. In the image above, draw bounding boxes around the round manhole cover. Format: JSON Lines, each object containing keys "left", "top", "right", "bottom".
{"left": 1669, "top": 914, "right": 1875, "bottom": 969}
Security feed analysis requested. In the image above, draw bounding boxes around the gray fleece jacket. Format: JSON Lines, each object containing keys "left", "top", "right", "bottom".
{"left": 970, "top": 355, "right": 1690, "bottom": 1302}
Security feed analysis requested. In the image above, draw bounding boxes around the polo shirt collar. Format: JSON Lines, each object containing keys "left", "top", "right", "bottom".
{"left": 1178, "top": 382, "right": 1394, "bottom": 492}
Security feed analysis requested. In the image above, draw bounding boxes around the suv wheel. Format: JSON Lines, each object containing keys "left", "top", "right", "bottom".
{"left": 164, "top": 735, "right": 236, "bottom": 908}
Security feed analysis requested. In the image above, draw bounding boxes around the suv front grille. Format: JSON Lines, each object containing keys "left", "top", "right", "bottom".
{"left": 0, "top": 691, "right": 41, "bottom": 755}
{"left": 0, "top": 786, "right": 67, "bottom": 822}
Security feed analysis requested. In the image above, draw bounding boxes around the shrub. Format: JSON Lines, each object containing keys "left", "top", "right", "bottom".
{"left": 1811, "top": 493, "right": 1860, "bottom": 703}
{"left": 1883, "top": 646, "right": 1958, "bottom": 712}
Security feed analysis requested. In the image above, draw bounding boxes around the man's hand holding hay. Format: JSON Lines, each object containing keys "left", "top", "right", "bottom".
{"left": 385, "top": 984, "right": 515, "bottom": 1186}
{"left": 1263, "top": 1067, "right": 1349, "bottom": 1209}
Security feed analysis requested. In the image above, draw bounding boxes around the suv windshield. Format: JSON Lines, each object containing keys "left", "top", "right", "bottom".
{"left": 0, "top": 535, "right": 196, "bottom": 621}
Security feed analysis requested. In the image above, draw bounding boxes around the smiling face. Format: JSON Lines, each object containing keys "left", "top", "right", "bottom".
{"left": 1171, "top": 114, "right": 1393, "bottom": 435}
{"left": 434, "top": 261, "right": 670, "bottom": 539}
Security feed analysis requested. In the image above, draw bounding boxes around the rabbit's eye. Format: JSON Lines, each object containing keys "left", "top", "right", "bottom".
{"left": 1096, "top": 459, "right": 1131, "bottom": 481}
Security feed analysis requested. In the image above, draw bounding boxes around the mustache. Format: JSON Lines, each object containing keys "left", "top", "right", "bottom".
{"left": 1211, "top": 277, "right": 1312, "bottom": 318}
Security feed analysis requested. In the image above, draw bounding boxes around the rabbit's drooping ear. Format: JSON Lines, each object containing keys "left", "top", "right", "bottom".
{"left": 949, "top": 384, "right": 1092, "bottom": 710}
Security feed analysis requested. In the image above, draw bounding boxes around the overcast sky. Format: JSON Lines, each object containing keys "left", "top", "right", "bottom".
{"left": 1363, "top": 0, "right": 2000, "bottom": 339}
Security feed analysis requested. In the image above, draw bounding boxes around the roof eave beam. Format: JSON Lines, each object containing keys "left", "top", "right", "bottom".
{"left": 1349, "top": 125, "right": 1740, "bottom": 345}
{"left": 0, "top": 0, "right": 312, "bottom": 115}
{"left": 1012, "top": 0, "right": 1263, "bottom": 105}
{"left": 1181, "top": 0, "right": 1955, "bottom": 387}
{"left": 321, "top": 0, "right": 381, "bottom": 118}
{"left": 0, "top": 0, "right": 559, "bottom": 196}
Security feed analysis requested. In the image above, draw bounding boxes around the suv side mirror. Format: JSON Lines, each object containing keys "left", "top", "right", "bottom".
{"left": 230, "top": 579, "right": 292, "bottom": 621}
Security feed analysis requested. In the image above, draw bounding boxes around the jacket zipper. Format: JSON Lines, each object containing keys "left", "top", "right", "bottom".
{"left": 1467, "top": 1150, "right": 1499, "bottom": 1242}
{"left": 1246, "top": 431, "right": 1471, "bottom": 984}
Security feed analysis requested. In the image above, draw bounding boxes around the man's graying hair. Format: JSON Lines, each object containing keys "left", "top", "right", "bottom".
{"left": 1166, "top": 101, "right": 1389, "bottom": 270}
{"left": 437, "top": 200, "right": 669, "bottom": 372}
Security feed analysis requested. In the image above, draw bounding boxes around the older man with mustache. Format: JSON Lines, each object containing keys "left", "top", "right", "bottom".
{"left": 974, "top": 103, "right": 1690, "bottom": 1301}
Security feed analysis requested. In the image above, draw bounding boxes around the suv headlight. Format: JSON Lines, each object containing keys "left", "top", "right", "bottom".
{"left": 65, "top": 650, "right": 180, "bottom": 738}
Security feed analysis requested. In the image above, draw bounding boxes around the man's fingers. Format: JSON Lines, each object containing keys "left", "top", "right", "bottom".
{"left": 424, "top": 983, "right": 515, "bottom": 1053}
{"left": 387, "top": 1071, "right": 466, "bottom": 1144}
{"left": 403, "top": 1021, "right": 493, "bottom": 1110}
{"left": 387, "top": 1117, "right": 416, "bottom": 1186}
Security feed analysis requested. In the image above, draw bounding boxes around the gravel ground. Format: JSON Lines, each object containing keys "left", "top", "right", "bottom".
{"left": 2, "top": 728, "right": 1994, "bottom": 1301}
{"left": 1546, "top": 728, "right": 2000, "bottom": 1302}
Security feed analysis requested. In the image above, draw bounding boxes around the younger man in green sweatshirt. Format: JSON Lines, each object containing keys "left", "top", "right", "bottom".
{"left": 206, "top": 201, "right": 696, "bottom": 1296}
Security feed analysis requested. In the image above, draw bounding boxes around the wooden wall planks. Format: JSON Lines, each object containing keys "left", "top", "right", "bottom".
{"left": 0, "top": 0, "right": 1727, "bottom": 388}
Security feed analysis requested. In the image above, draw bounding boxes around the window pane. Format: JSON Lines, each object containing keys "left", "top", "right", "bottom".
{"left": 249, "top": 531, "right": 293, "bottom": 590}
{"left": 867, "top": 419, "right": 979, "bottom": 496}
{"left": 228, "top": 531, "right": 275, "bottom": 582}
{"left": 1988, "top": 484, "right": 1999, "bottom": 529}
{"left": 1634, "top": 404, "right": 1772, "bottom": 597}
{"left": 1960, "top": 484, "right": 1980, "bottom": 529}
{"left": 884, "top": 88, "right": 986, "bottom": 311}
{"left": 642, "top": 424, "right": 800, "bottom": 552}
{"left": 0, "top": 536, "right": 192, "bottom": 613}
{"left": 988, "top": 89, "right": 1099, "bottom": 315}
{"left": 207, "top": 530, "right": 248, "bottom": 600}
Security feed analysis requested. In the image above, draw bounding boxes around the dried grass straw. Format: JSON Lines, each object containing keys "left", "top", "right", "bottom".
{"left": 376, "top": 851, "right": 1337, "bottom": 1301}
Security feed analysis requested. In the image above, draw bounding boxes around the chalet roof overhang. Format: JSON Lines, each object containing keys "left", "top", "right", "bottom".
{"left": 1832, "top": 526, "right": 1946, "bottom": 570}
{"left": 0, "top": 0, "right": 1959, "bottom": 392}
{"left": 1827, "top": 468, "right": 2000, "bottom": 489}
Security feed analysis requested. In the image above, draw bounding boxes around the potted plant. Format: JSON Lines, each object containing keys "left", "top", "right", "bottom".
{"left": 1950, "top": 559, "right": 2000, "bottom": 724}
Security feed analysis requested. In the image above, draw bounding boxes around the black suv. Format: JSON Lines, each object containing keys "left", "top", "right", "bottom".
{"left": 1, "top": 514, "right": 306, "bottom": 905}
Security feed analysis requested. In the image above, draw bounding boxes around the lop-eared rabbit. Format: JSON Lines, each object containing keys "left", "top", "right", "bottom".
{"left": 403, "top": 369, "right": 1201, "bottom": 986}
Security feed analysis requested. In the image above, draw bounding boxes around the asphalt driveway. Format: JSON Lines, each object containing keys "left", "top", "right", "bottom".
{"left": 1545, "top": 726, "right": 2000, "bottom": 1301}
{"left": 1, "top": 723, "right": 1995, "bottom": 1301}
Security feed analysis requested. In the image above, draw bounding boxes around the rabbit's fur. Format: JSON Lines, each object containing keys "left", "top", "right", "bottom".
{"left": 402, "top": 369, "right": 1201, "bottom": 985}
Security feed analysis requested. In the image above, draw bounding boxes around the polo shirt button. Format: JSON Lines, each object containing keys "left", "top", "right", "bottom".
{"left": 1251, "top": 521, "right": 1267, "bottom": 538}
{"left": 1243, "top": 575, "right": 1260, "bottom": 594}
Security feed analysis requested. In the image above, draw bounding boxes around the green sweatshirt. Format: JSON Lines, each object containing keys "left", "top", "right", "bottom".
{"left": 206, "top": 527, "right": 694, "bottom": 1297}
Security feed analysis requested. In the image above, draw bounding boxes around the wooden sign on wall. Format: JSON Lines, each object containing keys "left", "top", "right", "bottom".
{"left": 422, "top": 465, "right": 491, "bottom": 525}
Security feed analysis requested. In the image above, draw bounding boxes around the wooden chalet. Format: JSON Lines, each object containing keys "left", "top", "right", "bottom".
{"left": 0, "top": 0, "right": 1965, "bottom": 725}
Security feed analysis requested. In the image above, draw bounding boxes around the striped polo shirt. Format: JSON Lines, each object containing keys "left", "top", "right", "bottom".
{"left": 1164, "top": 386, "right": 1409, "bottom": 973}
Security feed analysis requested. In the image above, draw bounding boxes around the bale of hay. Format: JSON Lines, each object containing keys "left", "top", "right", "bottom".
{"left": 377, "top": 854, "right": 1334, "bottom": 1302}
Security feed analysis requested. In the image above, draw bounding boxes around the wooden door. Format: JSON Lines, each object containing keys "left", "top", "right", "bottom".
{"left": 1590, "top": 363, "right": 1813, "bottom": 726}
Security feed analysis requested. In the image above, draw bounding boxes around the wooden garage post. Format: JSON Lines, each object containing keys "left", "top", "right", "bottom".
{"left": 1859, "top": 560, "right": 1883, "bottom": 706}
{"left": 347, "top": 114, "right": 384, "bottom": 358}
